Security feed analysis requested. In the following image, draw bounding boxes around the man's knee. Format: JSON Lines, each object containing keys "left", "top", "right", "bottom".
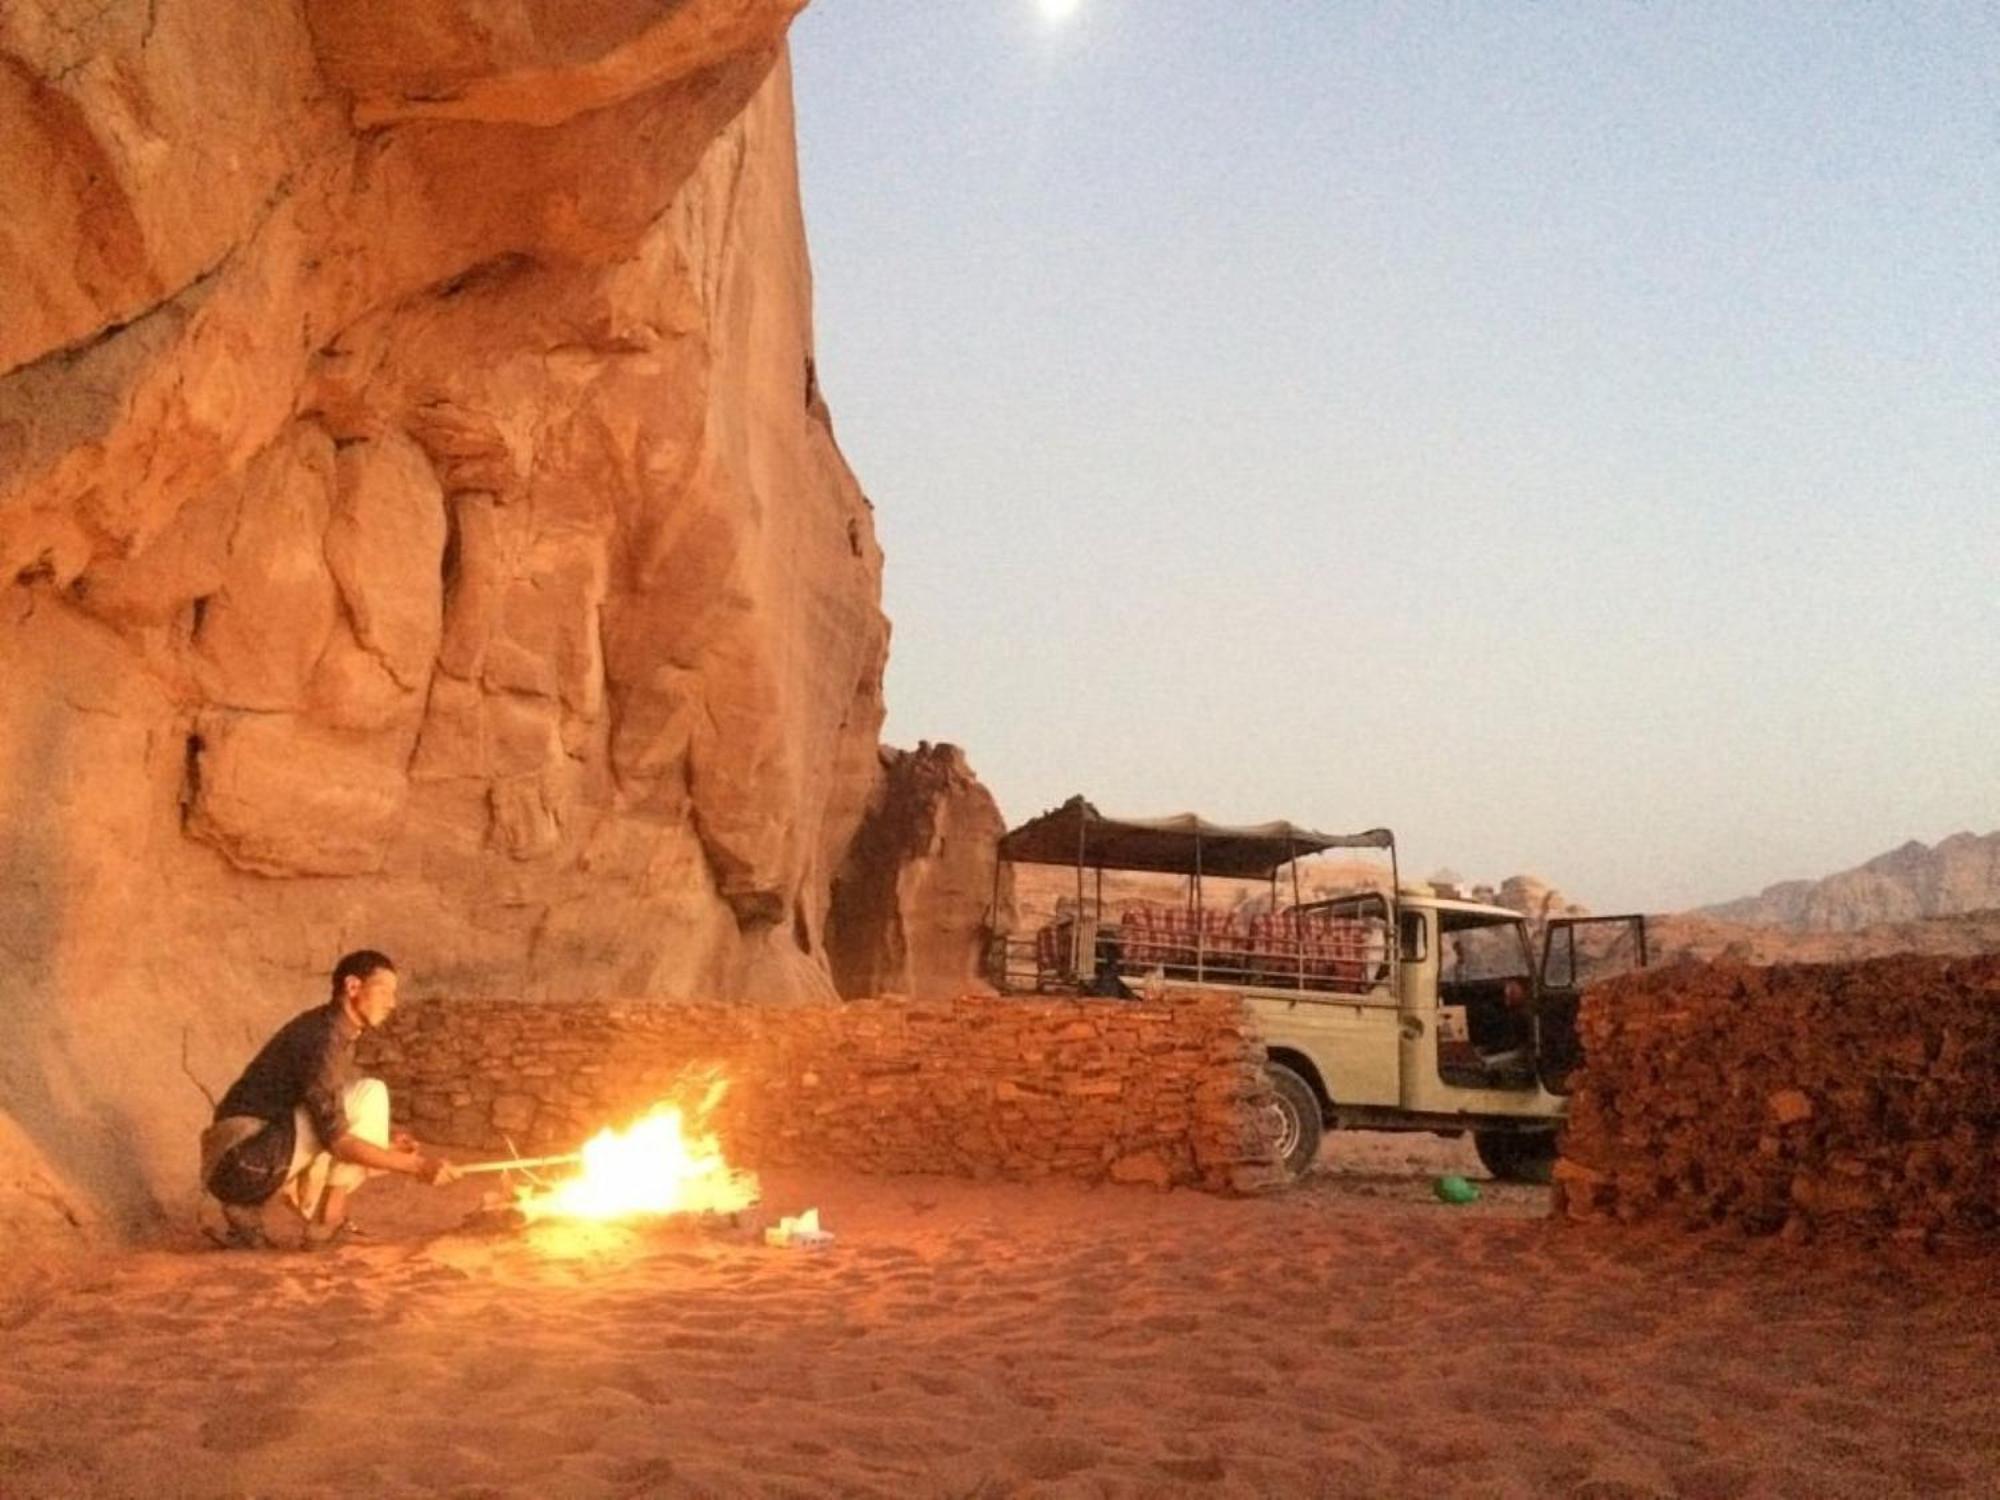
{"left": 326, "top": 1160, "right": 369, "bottom": 1192}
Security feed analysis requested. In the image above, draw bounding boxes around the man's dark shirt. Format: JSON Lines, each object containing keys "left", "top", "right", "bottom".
{"left": 214, "top": 1002, "right": 361, "bottom": 1146}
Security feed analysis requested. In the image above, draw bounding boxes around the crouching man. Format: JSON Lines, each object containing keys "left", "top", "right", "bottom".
{"left": 199, "top": 949, "right": 457, "bottom": 1249}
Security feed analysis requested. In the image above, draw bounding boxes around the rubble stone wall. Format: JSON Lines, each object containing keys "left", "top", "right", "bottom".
{"left": 359, "top": 992, "right": 1283, "bottom": 1193}
{"left": 1555, "top": 956, "right": 2000, "bottom": 1241}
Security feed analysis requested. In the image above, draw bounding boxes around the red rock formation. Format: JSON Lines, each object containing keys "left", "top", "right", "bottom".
{"left": 826, "top": 744, "right": 1007, "bottom": 1001}
{"left": 0, "top": 0, "right": 884, "bottom": 1235}
{"left": 1698, "top": 832, "right": 2000, "bottom": 932}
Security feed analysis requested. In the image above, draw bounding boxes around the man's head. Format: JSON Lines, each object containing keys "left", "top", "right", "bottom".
{"left": 330, "top": 949, "right": 399, "bottom": 1028}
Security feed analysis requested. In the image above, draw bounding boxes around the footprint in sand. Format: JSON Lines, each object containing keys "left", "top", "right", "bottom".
{"left": 197, "top": 1401, "right": 304, "bottom": 1451}
{"left": 1007, "top": 1434, "right": 1102, "bottom": 1481}
{"left": 1155, "top": 1454, "right": 1227, "bottom": 1483}
{"left": 851, "top": 1243, "right": 920, "bottom": 1263}
{"left": 1799, "top": 1394, "right": 1885, "bottom": 1431}
{"left": 676, "top": 1306, "right": 746, "bottom": 1332}
{"left": 456, "top": 1358, "right": 524, "bottom": 1395}
{"left": 1661, "top": 1460, "right": 1759, "bottom": 1500}
{"left": 1189, "top": 1369, "right": 1268, "bottom": 1399}
{"left": 600, "top": 1454, "right": 678, "bottom": 1488}
{"left": 606, "top": 1368, "right": 676, "bottom": 1407}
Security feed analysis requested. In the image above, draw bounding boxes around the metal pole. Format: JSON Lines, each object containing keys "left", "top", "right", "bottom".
{"left": 989, "top": 847, "right": 1005, "bottom": 991}
{"left": 1290, "top": 840, "right": 1305, "bottom": 991}
{"left": 1074, "top": 805, "right": 1088, "bottom": 979}
{"left": 1388, "top": 835, "right": 1402, "bottom": 991}
{"left": 1094, "top": 863, "right": 1106, "bottom": 976}
{"left": 1194, "top": 832, "right": 1204, "bottom": 982}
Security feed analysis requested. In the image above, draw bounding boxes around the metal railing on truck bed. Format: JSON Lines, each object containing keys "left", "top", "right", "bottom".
{"left": 991, "top": 902, "right": 1391, "bottom": 996}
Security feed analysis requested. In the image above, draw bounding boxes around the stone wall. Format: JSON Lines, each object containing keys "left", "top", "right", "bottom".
{"left": 358, "top": 993, "right": 1283, "bottom": 1193}
{"left": 1555, "top": 956, "right": 1999, "bottom": 1242}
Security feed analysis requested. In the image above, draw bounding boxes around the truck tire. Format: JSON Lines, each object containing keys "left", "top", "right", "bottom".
{"left": 1265, "top": 1063, "right": 1323, "bottom": 1179}
{"left": 1473, "top": 1129, "right": 1557, "bottom": 1185}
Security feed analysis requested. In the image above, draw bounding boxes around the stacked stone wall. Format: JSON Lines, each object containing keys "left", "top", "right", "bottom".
{"left": 358, "top": 992, "right": 1282, "bottom": 1193}
{"left": 1555, "top": 955, "right": 1999, "bottom": 1241}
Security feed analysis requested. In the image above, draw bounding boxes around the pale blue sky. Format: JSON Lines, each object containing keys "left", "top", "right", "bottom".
{"left": 790, "top": 1, "right": 1998, "bottom": 912}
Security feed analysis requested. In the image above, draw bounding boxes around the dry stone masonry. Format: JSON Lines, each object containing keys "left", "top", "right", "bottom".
{"left": 360, "top": 992, "right": 1285, "bottom": 1194}
{"left": 1555, "top": 956, "right": 1999, "bottom": 1242}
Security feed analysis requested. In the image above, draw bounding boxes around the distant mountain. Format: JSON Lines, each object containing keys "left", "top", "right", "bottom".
{"left": 1645, "top": 908, "right": 2000, "bottom": 967}
{"left": 1697, "top": 831, "right": 2000, "bottom": 932}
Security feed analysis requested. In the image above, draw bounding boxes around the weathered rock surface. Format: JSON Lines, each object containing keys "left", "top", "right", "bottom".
{"left": 1471, "top": 874, "right": 1589, "bottom": 924}
{"left": 0, "top": 0, "right": 885, "bottom": 1236}
{"left": 825, "top": 743, "right": 1007, "bottom": 1001}
{"left": 1699, "top": 832, "right": 2000, "bottom": 932}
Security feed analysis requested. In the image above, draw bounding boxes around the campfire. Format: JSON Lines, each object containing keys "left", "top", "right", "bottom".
{"left": 515, "top": 1099, "right": 759, "bottom": 1222}
{"left": 464, "top": 1077, "right": 760, "bottom": 1239}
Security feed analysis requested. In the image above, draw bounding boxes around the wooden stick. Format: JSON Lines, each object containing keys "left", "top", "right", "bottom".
{"left": 455, "top": 1153, "right": 584, "bottom": 1175}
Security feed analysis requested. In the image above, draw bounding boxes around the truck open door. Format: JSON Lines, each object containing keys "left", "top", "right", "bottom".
{"left": 1535, "top": 914, "right": 1648, "bottom": 1095}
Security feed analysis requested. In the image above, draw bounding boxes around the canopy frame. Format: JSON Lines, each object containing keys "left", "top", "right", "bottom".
{"left": 997, "top": 795, "right": 1395, "bottom": 882}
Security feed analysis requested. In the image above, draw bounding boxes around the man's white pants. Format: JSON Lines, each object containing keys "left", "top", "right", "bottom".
{"left": 284, "top": 1077, "right": 390, "bottom": 1213}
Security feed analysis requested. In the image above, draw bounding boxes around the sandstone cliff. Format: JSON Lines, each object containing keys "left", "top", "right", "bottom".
{"left": 1469, "top": 875, "right": 1590, "bottom": 924}
{"left": 825, "top": 743, "right": 1007, "bottom": 1002}
{"left": 1697, "top": 831, "right": 2000, "bottom": 932}
{"left": 0, "top": 1, "right": 886, "bottom": 1236}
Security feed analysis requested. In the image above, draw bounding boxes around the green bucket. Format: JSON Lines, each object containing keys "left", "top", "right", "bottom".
{"left": 1433, "top": 1174, "right": 1481, "bottom": 1206}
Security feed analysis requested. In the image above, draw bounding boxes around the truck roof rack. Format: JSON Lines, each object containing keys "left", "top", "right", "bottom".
{"left": 998, "top": 795, "right": 1394, "bottom": 880}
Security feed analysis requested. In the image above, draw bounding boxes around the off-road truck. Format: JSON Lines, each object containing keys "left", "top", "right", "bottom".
{"left": 987, "top": 796, "right": 1647, "bottom": 1182}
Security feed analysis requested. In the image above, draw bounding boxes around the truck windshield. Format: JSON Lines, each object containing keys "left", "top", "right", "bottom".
{"left": 1439, "top": 915, "right": 1532, "bottom": 983}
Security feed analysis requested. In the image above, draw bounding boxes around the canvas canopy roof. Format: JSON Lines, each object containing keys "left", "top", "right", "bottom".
{"left": 998, "top": 796, "right": 1393, "bottom": 880}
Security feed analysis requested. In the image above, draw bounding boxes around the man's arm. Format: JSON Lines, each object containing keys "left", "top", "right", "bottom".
{"left": 329, "top": 1133, "right": 456, "bottom": 1184}
{"left": 299, "top": 1019, "right": 456, "bottom": 1184}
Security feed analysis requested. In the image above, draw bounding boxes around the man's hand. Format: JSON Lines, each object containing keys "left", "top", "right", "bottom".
{"left": 416, "top": 1155, "right": 459, "bottom": 1187}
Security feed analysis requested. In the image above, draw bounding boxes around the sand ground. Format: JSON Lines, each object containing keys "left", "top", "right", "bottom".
{"left": 1, "top": 1133, "right": 1993, "bottom": 1499}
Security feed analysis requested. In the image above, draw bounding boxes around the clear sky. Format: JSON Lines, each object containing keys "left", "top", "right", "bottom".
{"left": 789, "top": 2, "right": 1998, "bottom": 913}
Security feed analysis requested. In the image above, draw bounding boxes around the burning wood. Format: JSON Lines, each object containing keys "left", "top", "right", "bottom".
{"left": 461, "top": 1078, "right": 759, "bottom": 1235}
{"left": 515, "top": 1100, "right": 759, "bottom": 1222}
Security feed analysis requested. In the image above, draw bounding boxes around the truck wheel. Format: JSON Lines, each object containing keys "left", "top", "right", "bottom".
{"left": 1264, "top": 1064, "right": 1323, "bottom": 1178}
{"left": 1473, "top": 1129, "right": 1557, "bottom": 1185}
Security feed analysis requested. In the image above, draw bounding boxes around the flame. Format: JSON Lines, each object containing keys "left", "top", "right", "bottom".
{"left": 515, "top": 1083, "right": 759, "bottom": 1223}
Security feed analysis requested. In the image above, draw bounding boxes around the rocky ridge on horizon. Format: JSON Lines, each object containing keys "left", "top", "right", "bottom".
{"left": 1696, "top": 831, "right": 2000, "bottom": 933}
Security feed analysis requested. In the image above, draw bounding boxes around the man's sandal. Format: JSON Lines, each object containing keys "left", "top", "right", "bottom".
{"left": 303, "top": 1219, "right": 372, "bottom": 1252}
{"left": 209, "top": 1204, "right": 275, "bottom": 1250}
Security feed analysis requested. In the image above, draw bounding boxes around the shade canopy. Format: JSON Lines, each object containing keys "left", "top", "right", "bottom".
{"left": 998, "top": 796, "right": 1394, "bottom": 879}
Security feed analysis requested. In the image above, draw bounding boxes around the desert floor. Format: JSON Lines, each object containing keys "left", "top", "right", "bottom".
{"left": 1, "top": 1134, "right": 1993, "bottom": 1500}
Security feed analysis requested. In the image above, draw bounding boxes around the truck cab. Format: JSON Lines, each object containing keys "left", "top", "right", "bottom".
{"left": 988, "top": 797, "right": 1647, "bottom": 1183}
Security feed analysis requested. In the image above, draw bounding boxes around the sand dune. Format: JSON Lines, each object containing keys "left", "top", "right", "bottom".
{"left": 1, "top": 1135, "right": 1992, "bottom": 1498}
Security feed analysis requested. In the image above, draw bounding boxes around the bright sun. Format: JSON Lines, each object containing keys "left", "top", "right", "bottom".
{"left": 1038, "top": 0, "right": 1083, "bottom": 23}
